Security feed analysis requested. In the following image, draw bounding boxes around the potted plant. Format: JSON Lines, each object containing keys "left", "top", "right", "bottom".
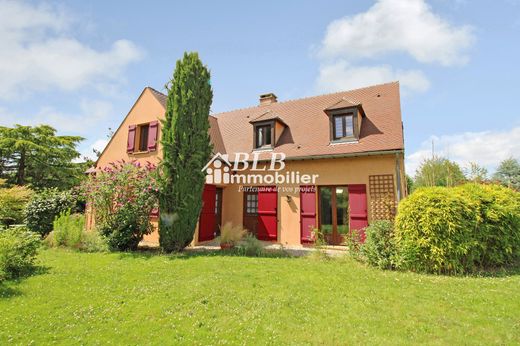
{"left": 219, "top": 222, "right": 246, "bottom": 249}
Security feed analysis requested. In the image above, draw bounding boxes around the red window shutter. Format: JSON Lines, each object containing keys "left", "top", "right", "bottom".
{"left": 300, "top": 186, "right": 316, "bottom": 243}
{"left": 148, "top": 121, "right": 159, "bottom": 151}
{"left": 127, "top": 125, "right": 136, "bottom": 153}
{"left": 199, "top": 185, "right": 216, "bottom": 242}
{"left": 257, "top": 186, "right": 278, "bottom": 241}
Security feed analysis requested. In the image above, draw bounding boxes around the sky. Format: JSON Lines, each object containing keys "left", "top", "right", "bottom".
{"left": 0, "top": 0, "right": 519, "bottom": 176}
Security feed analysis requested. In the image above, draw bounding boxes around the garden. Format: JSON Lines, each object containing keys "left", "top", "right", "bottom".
{"left": 1, "top": 53, "right": 520, "bottom": 344}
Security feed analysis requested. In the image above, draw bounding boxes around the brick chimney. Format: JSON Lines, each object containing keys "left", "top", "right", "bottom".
{"left": 259, "top": 93, "right": 277, "bottom": 106}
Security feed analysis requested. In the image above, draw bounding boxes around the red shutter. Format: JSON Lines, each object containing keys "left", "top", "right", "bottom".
{"left": 257, "top": 186, "right": 277, "bottom": 241}
{"left": 300, "top": 186, "right": 316, "bottom": 243}
{"left": 348, "top": 184, "right": 369, "bottom": 242}
{"left": 148, "top": 121, "right": 159, "bottom": 151}
{"left": 199, "top": 184, "right": 216, "bottom": 242}
{"left": 127, "top": 125, "right": 136, "bottom": 153}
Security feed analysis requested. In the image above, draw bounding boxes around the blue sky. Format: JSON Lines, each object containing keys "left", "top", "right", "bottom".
{"left": 0, "top": 0, "right": 519, "bottom": 175}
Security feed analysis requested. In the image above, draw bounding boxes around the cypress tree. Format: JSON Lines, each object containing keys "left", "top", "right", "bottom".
{"left": 159, "top": 52, "right": 213, "bottom": 252}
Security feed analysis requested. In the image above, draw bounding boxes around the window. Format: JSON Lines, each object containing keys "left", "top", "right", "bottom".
{"left": 255, "top": 124, "right": 272, "bottom": 148}
{"left": 245, "top": 192, "right": 258, "bottom": 215}
{"left": 138, "top": 124, "right": 149, "bottom": 152}
{"left": 333, "top": 114, "right": 354, "bottom": 140}
{"left": 128, "top": 121, "right": 158, "bottom": 154}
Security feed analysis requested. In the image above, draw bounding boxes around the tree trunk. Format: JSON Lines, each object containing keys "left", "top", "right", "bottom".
{"left": 16, "top": 149, "right": 26, "bottom": 185}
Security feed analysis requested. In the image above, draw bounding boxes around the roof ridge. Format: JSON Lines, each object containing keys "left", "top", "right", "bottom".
{"left": 212, "top": 81, "right": 399, "bottom": 117}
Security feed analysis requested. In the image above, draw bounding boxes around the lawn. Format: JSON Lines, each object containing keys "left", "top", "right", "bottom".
{"left": 1, "top": 249, "right": 519, "bottom": 345}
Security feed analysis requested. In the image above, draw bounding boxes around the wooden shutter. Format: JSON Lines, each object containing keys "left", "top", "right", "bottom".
{"left": 300, "top": 186, "right": 316, "bottom": 243}
{"left": 257, "top": 186, "right": 278, "bottom": 241}
{"left": 127, "top": 125, "right": 136, "bottom": 153}
{"left": 348, "top": 184, "right": 369, "bottom": 242}
{"left": 147, "top": 121, "right": 159, "bottom": 151}
{"left": 199, "top": 185, "right": 216, "bottom": 242}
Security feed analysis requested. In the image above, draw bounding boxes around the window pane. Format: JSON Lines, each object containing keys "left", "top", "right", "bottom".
{"left": 139, "top": 125, "right": 149, "bottom": 151}
{"left": 265, "top": 126, "right": 272, "bottom": 145}
{"left": 345, "top": 116, "right": 354, "bottom": 137}
{"left": 319, "top": 187, "right": 333, "bottom": 234}
{"left": 335, "top": 187, "right": 349, "bottom": 234}
{"left": 257, "top": 127, "right": 263, "bottom": 147}
{"left": 334, "top": 116, "right": 344, "bottom": 139}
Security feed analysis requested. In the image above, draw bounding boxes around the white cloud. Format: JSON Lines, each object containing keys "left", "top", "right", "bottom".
{"left": 406, "top": 127, "right": 520, "bottom": 175}
{"left": 0, "top": 99, "right": 114, "bottom": 135}
{"left": 316, "top": 61, "right": 430, "bottom": 94}
{"left": 0, "top": 0, "right": 144, "bottom": 99}
{"left": 319, "top": 0, "right": 474, "bottom": 66}
{"left": 315, "top": 0, "right": 475, "bottom": 93}
{"left": 79, "top": 138, "right": 109, "bottom": 161}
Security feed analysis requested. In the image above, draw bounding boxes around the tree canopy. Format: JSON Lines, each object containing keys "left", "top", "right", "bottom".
{"left": 493, "top": 158, "right": 520, "bottom": 191}
{"left": 0, "top": 124, "right": 84, "bottom": 190}
{"left": 414, "top": 156, "right": 466, "bottom": 188}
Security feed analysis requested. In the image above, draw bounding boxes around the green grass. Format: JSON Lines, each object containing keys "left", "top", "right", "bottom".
{"left": 1, "top": 249, "right": 519, "bottom": 345}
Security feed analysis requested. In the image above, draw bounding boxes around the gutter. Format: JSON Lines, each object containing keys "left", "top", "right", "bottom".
{"left": 237, "top": 149, "right": 405, "bottom": 163}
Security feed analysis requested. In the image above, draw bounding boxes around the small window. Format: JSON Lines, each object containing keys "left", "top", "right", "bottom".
{"left": 333, "top": 114, "right": 354, "bottom": 140}
{"left": 138, "top": 124, "right": 149, "bottom": 152}
{"left": 255, "top": 124, "right": 272, "bottom": 148}
{"left": 245, "top": 193, "right": 258, "bottom": 215}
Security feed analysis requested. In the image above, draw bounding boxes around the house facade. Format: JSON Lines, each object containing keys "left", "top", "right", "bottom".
{"left": 91, "top": 82, "right": 406, "bottom": 246}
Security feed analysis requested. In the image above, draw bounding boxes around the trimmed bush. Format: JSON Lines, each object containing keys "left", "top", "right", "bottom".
{"left": 361, "top": 220, "right": 396, "bottom": 270}
{"left": 394, "top": 184, "right": 520, "bottom": 274}
{"left": 25, "top": 188, "right": 77, "bottom": 236}
{"left": 457, "top": 184, "right": 520, "bottom": 267}
{"left": 395, "top": 187, "right": 479, "bottom": 274}
{"left": 0, "top": 227, "right": 41, "bottom": 281}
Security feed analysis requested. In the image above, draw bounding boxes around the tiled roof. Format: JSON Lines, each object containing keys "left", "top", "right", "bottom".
{"left": 152, "top": 81, "right": 404, "bottom": 161}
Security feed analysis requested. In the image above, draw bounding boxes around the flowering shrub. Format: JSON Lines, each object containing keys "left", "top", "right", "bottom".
{"left": 25, "top": 188, "right": 78, "bottom": 236}
{"left": 81, "top": 161, "right": 158, "bottom": 251}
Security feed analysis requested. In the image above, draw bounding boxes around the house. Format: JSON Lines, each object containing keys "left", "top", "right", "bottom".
{"left": 90, "top": 81, "right": 406, "bottom": 246}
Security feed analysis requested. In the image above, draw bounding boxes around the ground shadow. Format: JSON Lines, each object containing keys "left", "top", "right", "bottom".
{"left": 0, "top": 284, "right": 22, "bottom": 299}
{"left": 118, "top": 247, "right": 296, "bottom": 261}
{"left": 0, "top": 265, "right": 50, "bottom": 299}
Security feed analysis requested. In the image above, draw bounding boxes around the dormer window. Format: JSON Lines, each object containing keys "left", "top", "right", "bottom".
{"left": 255, "top": 123, "right": 273, "bottom": 149}
{"left": 325, "top": 98, "right": 365, "bottom": 144}
{"left": 333, "top": 114, "right": 354, "bottom": 140}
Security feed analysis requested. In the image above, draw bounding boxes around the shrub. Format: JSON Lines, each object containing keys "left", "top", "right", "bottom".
{"left": 361, "top": 221, "right": 397, "bottom": 270}
{"left": 0, "top": 227, "right": 41, "bottom": 281}
{"left": 394, "top": 187, "right": 479, "bottom": 274}
{"left": 0, "top": 182, "right": 33, "bottom": 227}
{"left": 25, "top": 188, "right": 77, "bottom": 236}
{"left": 79, "top": 230, "right": 108, "bottom": 253}
{"left": 238, "top": 233, "right": 264, "bottom": 256}
{"left": 81, "top": 161, "right": 158, "bottom": 251}
{"left": 394, "top": 184, "right": 520, "bottom": 274}
{"left": 52, "top": 210, "right": 84, "bottom": 248}
{"left": 219, "top": 222, "right": 246, "bottom": 246}
{"left": 457, "top": 184, "right": 520, "bottom": 267}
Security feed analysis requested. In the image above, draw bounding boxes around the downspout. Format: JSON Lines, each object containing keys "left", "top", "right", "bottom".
{"left": 395, "top": 152, "right": 402, "bottom": 201}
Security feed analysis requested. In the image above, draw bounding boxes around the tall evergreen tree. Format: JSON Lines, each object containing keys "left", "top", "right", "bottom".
{"left": 159, "top": 52, "right": 213, "bottom": 252}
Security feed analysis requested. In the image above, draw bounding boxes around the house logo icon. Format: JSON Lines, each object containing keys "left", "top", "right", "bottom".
{"left": 202, "top": 153, "right": 232, "bottom": 184}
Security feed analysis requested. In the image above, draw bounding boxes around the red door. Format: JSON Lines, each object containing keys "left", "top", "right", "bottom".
{"left": 199, "top": 184, "right": 216, "bottom": 242}
{"left": 257, "top": 186, "right": 277, "bottom": 241}
{"left": 300, "top": 186, "right": 316, "bottom": 243}
{"left": 348, "top": 184, "right": 369, "bottom": 242}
